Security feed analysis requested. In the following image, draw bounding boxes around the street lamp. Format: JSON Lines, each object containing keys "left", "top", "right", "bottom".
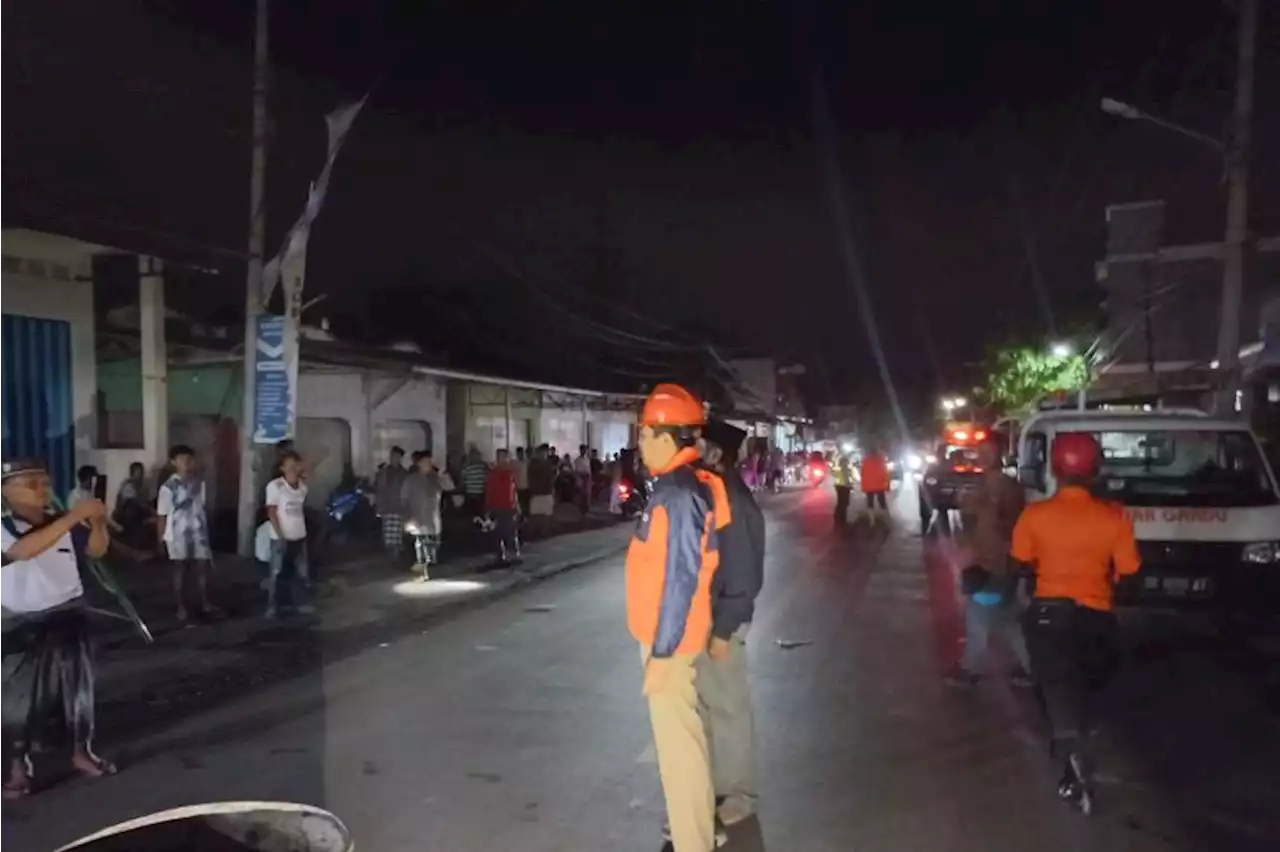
{"left": 1050, "top": 341, "right": 1074, "bottom": 359}
{"left": 1099, "top": 97, "right": 1224, "bottom": 152}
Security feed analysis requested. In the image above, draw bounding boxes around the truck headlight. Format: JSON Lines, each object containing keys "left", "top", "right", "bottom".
{"left": 1241, "top": 542, "right": 1280, "bottom": 564}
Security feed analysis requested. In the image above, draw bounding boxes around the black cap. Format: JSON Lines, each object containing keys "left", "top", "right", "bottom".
{"left": 1, "top": 457, "right": 48, "bottom": 481}
{"left": 702, "top": 419, "right": 748, "bottom": 454}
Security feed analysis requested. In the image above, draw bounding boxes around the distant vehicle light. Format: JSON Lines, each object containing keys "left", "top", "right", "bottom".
{"left": 841, "top": 443, "right": 854, "bottom": 454}
{"left": 952, "top": 430, "right": 970, "bottom": 442}
{"left": 887, "top": 461, "right": 896, "bottom": 471}
{"left": 906, "top": 453, "right": 923, "bottom": 470}
{"left": 973, "top": 430, "right": 987, "bottom": 441}
{"left": 925, "top": 453, "right": 938, "bottom": 465}
{"left": 809, "top": 465, "right": 825, "bottom": 481}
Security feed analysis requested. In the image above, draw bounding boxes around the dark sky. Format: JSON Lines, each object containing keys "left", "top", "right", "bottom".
{"left": 5, "top": 0, "right": 1280, "bottom": 408}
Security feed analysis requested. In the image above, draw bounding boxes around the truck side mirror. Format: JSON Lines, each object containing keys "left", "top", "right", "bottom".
{"left": 1018, "top": 464, "right": 1045, "bottom": 492}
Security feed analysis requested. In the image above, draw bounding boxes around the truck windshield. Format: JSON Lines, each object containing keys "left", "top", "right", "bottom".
{"left": 1093, "top": 429, "right": 1278, "bottom": 508}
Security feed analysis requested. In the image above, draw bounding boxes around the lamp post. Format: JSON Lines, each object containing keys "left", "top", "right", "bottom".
{"left": 1098, "top": 0, "right": 1256, "bottom": 416}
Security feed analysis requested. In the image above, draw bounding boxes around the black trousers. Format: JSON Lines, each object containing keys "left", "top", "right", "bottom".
{"left": 833, "top": 486, "right": 851, "bottom": 522}
{"left": 2, "top": 607, "right": 96, "bottom": 759}
{"left": 864, "top": 490, "right": 888, "bottom": 510}
{"left": 1022, "top": 599, "right": 1119, "bottom": 751}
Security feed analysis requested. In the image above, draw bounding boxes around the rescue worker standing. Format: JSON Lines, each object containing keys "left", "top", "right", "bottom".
{"left": 696, "top": 420, "right": 764, "bottom": 828}
{"left": 626, "top": 384, "right": 731, "bottom": 851}
{"left": 1010, "top": 432, "right": 1140, "bottom": 815}
{"left": 859, "top": 446, "right": 891, "bottom": 525}
{"left": 831, "top": 455, "right": 852, "bottom": 525}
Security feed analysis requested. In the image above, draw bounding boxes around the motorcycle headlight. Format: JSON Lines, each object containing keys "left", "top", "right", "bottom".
{"left": 404, "top": 523, "right": 420, "bottom": 536}
{"left": 1241, "top": 542, "right": 1280, "bottom": 564}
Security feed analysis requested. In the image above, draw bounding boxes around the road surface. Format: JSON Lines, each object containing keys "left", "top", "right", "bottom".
{"left": 5, "top": 484, "right": 1279, "bottom": 851}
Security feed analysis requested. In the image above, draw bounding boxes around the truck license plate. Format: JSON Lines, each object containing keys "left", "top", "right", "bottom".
{"left": 1161, "top": 577, "right": 1208, "bottom": 596}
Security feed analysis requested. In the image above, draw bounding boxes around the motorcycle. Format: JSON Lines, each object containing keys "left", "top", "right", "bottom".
{"left": 325, "top": 476, "right": 376, "bottom": 532}
{"left": 57, "top": 802, "right": 351, "bottom": 852}
{"left": 616, "top": 475, "right": 648, "bottom": 519}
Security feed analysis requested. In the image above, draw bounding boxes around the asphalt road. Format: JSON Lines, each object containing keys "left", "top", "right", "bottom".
{"left": 5, "top": 484, "right": 1280, "bottom": 851}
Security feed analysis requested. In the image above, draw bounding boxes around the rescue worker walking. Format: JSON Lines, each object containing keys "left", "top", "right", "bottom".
{"left": 1010, "top": 433, "right": 1140, "bottom": 815}
{"left": 859, "top": 446, "right": 891, "bottom": 526}
{"left": 626, "top": 384, "right": 731, "bottom": 851}
{"left": 831, "top": 455, "right": 852, "bottom": 525}
{"left": 695, "top": 420, "right": 764, "bottom": 828}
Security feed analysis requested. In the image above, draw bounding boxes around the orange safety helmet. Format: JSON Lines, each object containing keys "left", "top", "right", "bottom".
{"left": 640, "top": 383, "right": 706, "bottom": 427}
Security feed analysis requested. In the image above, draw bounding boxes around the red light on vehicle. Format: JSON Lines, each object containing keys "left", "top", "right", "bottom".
{"left": 809, "top": 465, "right": 825, "bottom": 481}
{"left": 617, "top": 482, "right": 631, "bottom": 499}
{"left": 973, "top": 429, "right": 987, "bottom": 441}
{"left": 952, "top": 429, "right": 970, "bottom": 442}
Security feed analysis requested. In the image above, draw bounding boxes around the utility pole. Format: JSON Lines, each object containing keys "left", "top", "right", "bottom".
{"left": 236, "top": 0, "right": 270, "bottom": 555}
{"left": 1214, "top": 0, "right": 1256, "bottom": 415}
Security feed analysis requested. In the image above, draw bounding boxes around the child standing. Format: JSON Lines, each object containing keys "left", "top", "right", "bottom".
{"left": 156, "top": 445, "right": 222, "bottom": 623}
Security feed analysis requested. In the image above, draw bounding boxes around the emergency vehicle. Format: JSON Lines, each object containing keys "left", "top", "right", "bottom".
{"left": 1015, "top": 409, "right": 1280, "bottom": 612}
{"left": 918, "top": 422, "right": 992, "bottom": 530}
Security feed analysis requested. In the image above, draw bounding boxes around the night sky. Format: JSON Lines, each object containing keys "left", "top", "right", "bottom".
{"left": 5, "top": 0, "right": 1280, "bottom": 412}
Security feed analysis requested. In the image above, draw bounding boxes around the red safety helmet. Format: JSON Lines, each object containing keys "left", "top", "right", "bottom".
{"left": 640, "top": 383, "right": 706, "bottom": 427}
{"left": 1050, "top": 432, "right": 1100, "bottom": 478}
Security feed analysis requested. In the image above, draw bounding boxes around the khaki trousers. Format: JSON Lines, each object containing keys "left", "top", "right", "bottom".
{"left": 641, "top": 645, "right": 716, "bottom": 852}
{"left": 696, "top": 624, "right": 758, "bottom": 805}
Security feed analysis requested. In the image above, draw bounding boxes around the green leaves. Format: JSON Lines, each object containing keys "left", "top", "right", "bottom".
{"left": 980, "top": 346, "right": 1087, "bottom": 412}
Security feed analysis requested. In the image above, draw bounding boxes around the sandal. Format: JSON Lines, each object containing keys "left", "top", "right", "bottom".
{"left": 73, "top": 752, "right": 118, "bottom": 779}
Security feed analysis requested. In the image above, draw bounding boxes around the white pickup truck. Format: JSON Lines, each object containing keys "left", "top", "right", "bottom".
{"left": 1015, "top": 409, "right": 1280, "bottom": 613}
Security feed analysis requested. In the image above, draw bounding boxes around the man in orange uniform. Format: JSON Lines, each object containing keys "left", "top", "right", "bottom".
{"left": 858, "top": 445, "right": 891, "bottom": 525}
{"left": 1010, "top": 432, "right": 1140, "bottom": 816}
{"left": 626, "top": 383, "right": 731, "bottom": 851}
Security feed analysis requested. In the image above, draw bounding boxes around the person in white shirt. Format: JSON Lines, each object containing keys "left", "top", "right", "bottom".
{"left": 156, "top": 445, "right": 223, "bottom": 623}
{"left": 264, "top": 450, "right": 311, "bottom": 618}
{"left": 513, "top": 446, "right": 531, "bottom": 517}
{"left": 573, "top": 444, "right": 592, "bottom": 515}
{"left": 2, "top": 456, "right": 115, "bottom": 798}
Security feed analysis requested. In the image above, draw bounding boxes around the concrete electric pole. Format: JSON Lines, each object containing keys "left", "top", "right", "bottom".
{"left": 1214, "top": 0, "right": 1257, "bottom": 415}
{"left": 237, "top": 0, "right": 270, "bottom": 555}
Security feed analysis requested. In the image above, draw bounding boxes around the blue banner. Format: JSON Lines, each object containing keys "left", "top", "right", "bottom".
{"left": 253, "top": 314, "right": 292, "bottom": 444}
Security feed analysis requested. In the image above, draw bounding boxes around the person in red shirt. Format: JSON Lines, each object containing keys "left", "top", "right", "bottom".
{"left": 859, "top": 446, "right": 891, "bottom": 525}
{"left": 484, "top": 449, "right": 521, "bottom": 564}
{"left": 1011, "top": 431, "right": 1140, "bottom": 816}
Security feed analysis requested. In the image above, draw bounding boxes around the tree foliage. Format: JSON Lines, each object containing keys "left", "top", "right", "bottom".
{"left": 978, "top": 346, "right": 1087, "bottom": 413}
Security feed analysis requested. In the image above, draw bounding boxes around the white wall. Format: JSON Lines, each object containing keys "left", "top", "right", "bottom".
{"left": 587, "top": 410, "right": 635, "bottom": 458}
{"left": 297, "top": 371, "right": 447, "bottom": 477}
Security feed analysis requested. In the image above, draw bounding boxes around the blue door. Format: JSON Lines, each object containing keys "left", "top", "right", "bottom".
{"left": 2, "top": 314, "right": 76, "bottom": 498}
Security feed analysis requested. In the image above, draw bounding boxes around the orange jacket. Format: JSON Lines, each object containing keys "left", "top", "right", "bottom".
{"left": 625, "top": 447, "right": 732, "bottom": 657}
{"left": 1010, "top": 486, "right": 1141, "bottom": 612}
{"left": 860, "top": 453, "right": 890, "bottom": 493}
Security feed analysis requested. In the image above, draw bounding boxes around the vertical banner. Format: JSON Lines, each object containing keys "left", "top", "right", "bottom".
{"left": 257, "top": 95, "right": 366, "bottom": 444}
{"left": 253, "top": 314, "right": 291, "bottom": 444}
